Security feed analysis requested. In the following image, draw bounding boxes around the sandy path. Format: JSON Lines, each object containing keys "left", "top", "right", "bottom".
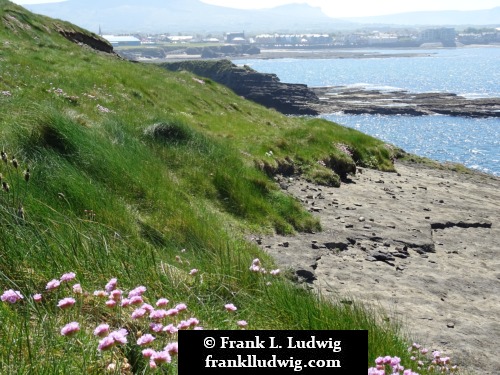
{"left": 258, "top": 162, "right": 500, "bottom": 374}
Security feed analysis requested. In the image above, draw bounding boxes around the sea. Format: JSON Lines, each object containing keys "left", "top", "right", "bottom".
{"left": 233, "top": 47, "right": 500, "bottom": 176}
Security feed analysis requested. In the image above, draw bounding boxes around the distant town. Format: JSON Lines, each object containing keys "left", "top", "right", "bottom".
{"left": 100, "top": 26, "right": 500, "bottom": 60}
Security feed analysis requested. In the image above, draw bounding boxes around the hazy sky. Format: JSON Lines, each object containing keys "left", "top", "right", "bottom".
{"left": 12, "top": 0, "right": 500, "bottom": 17}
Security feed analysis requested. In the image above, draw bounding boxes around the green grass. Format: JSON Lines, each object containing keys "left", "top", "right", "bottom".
{"left": 0, "top": 1, "right": 453, "bottom": 373}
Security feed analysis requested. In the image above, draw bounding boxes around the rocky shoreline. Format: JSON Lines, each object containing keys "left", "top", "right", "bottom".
{"left": 254, "top": 161, "right": 500, "bottom": 374}
{"left": 311, "top": 86, "right": 500, "bottom": 117}
{"left": 160, "top": 59, "right": 500, "bottom": 117}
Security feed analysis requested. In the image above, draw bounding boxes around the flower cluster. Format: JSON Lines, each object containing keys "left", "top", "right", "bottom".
{"left": 408, "top": 343, "right": 457, "bottom": 373}
{"left": 46, "top": 86, "right": 79, "bottom": 103}
{"left": 2, "top": 264, "right": 252, "bottom": 371}
{"left": 248, "top": 258, "right": 280, "bottom": 276}
{"left": 334, "top": 142, "right": 354, "bottom": 158}
{"left": 1, "top": 289, "right": 23, "bottom": 303}
{"left": 97, "top": 104, "right": 112, "bottom": 113}
{"left": 1, "top": 90, "right": 12, "bottom": 96}
{"left": 368, "top": 344, "right": 458, "bottom": 375}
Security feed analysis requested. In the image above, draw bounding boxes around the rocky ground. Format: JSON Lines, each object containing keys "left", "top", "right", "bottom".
{"left": 255, "top": 161, "right": 500, "bottom": 374}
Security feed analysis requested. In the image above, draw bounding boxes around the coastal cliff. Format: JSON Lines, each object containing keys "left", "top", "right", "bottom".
{"left": 161, "top": 59, "right": 500, "bottom": 118}
{"left": 159, "top": 59, "right": 320, "bottom": 116}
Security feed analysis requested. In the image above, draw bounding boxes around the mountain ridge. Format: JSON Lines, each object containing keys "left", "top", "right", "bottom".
{"left": 24, "top": 1, "right": 500, "bottom": 33}
{"left": 24, "top": 0, "right": 349, "bottom": 33}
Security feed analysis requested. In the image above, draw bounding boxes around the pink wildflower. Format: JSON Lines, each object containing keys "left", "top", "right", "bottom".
{"left": 237, "top": 320, "right": 248, "bottom": 328}
{"left": 249, "top": 264, "right": 260, "bottom": 272}
{"left": 60, "top": 272, "right": 76, "bottom": 282}
{"left": 375, "top": 357, "right": 384, "bottom": 365}
{"left": 150, "top": 309, "right": 168, "bottom": 320}
{"left": 163, "top": 324, "right": 178, "bottom": 334}
{"left": 165, "top": 342, "right": 178, "bottom": 355}
{"left": 270, "top": 269, "right": 280, "bottom": 276}
{"left": 121, "top": 298, "right": 131, "bottom": 307}
{"left": 383, "top": 356, "right": 392, "bottom": 364}
{"left": 166, "top": 308, "right": 178, "bottom": 317}
{"left": 109, "top": 289, "right": 122, "bottom": 301}
{"left": 46, "top": 279, "right": 60, "bottom": 290}
{"left": 156, "top": 298, "right": 169, "bottom": 307}
{"left": 252, "top": 258, "right": 260, "bottom": 266}
{"left": 392, "top": 364, "right": 405, "bottom": 372}
{"left": 57, "top": 297, "right": 76, "bottom": 309}
{"left": 149, "top": 360, "right": 157, "bottom": 369}
{"left": 72, "top": 283, "right": 83, "bottom": 294}
{"left": 137, "top": 334, "right": 155, "bottom": 346}
{"left": 432, "top": 351, "right": 440, "bottom": 359}
{"left": 128, "top": 286, "right": 146, "bottom": 298}
{"left": 109, "top": 328, "right": 128, "bottom": 345}
{"left": 390, "top": 357, "right": 401, "bottom": 366}
{"left": 94, "top": 324, "right": 110, "bottom": 337}
{"left": 150, "top": 323, "right": 163, "bottom": 332}
{"left": 105, "top": 278, "right": 117, "bottom": 292}
{"left": 187, "top": 317, "right": 199, "bottom": 327}
{"left": 60, "top": 322, "right": 80, "bottom": 336}
{"left": 142, "top": 303, "right": 155, "bottom": 312}
{"left": 189, "top": 269, "right": 198, "bottom": 275}
{"left": 129, "top": 295, "right": 143, "bottom": 305}
{"left": 225, "top": 303, "right": 237, "bottom": 312}
{"left": 98, "top": 336, "right": 115, "bottom": 351}
{"left": 177, "top": 320, "right": 190, "bottom": 330}
{"left": 368, "top": 368, "right": 385, "bottom": 375}
{"left": 175, "top": 303, "right": 187, "bottom": 312}
{"left": 106, "top": 300, "right": 117, "bottom": 308}
{"left": 1, "top": 289, "right": 23, "bottom": 303}
{"left": 142, "top": 348, "right": 156, "bottom": 358}
{"left": 152, "top": 350, "right": 171, "bottom": 364}
{"left": 131, "top": 308, "right": 147, "bottom": 319}
{"left": 33, "top": 293, "right": 42, "bottom": 302}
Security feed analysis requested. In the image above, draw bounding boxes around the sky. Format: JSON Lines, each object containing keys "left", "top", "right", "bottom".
{"left": 11, "top": 0, "right": 500, "bottom": 18}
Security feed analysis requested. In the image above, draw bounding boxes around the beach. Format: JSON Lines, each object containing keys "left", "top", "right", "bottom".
{"left": 257, "top": 161, "right": 500, "bottom": 374}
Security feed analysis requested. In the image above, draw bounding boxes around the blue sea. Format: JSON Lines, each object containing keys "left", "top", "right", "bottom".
{"left": 234, "top": 47, "right": 500, "bottom": 176}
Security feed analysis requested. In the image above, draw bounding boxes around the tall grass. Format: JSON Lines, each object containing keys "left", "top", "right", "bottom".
{"left": 0, "top": 2, "right": 447, "bottom": 373}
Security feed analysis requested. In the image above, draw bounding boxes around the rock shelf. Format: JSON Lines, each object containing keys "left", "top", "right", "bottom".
{"left": 311, "top": 86, "right": 500, "bottom": 117}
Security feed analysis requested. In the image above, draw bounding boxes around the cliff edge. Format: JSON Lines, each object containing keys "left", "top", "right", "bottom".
{"left": 160, "top": 59, "right": 320, "bottom": 116}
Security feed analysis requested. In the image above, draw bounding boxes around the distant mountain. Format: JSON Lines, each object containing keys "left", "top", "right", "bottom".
{"left": 345, "top": 7, "right": 500, "bottom": 26}
{"left": 25, "top": 0, "right": 352, "bottom": 34}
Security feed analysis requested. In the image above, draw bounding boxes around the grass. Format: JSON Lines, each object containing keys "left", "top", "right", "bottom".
{"left": 0, "top": 1, "right": 457, "bottom": 373}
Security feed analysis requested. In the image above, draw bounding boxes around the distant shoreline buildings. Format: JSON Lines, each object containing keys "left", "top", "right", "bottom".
{"left": 101, "top": 27, "right": 500, "bottom": 49}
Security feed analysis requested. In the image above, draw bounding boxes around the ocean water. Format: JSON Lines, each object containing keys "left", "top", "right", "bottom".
{"left": 233, "top": 47, "right": 500, "bottom": 176}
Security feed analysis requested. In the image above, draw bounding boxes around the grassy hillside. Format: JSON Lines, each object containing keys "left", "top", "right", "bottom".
{"left": 0, "top": 1, "right": 428, "bottom": 373}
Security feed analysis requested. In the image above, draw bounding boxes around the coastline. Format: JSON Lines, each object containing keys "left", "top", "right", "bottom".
{"left": 256, "top": 160, "right": 500, "bottom": 374}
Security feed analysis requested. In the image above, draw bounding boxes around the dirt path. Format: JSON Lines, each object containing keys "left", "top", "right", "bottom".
{"left": 257, "top": 161, "right": 500, "bottom": 374}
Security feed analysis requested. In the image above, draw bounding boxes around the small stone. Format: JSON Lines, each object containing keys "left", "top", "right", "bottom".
{"left": 358, "top": 216, "right": 365, "bottom": 222}
{"left": 345, "top": 224, "right": 354, "bottom": 228}
{"left": 447, "top": 322, "right": 455, "bottom": 329}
